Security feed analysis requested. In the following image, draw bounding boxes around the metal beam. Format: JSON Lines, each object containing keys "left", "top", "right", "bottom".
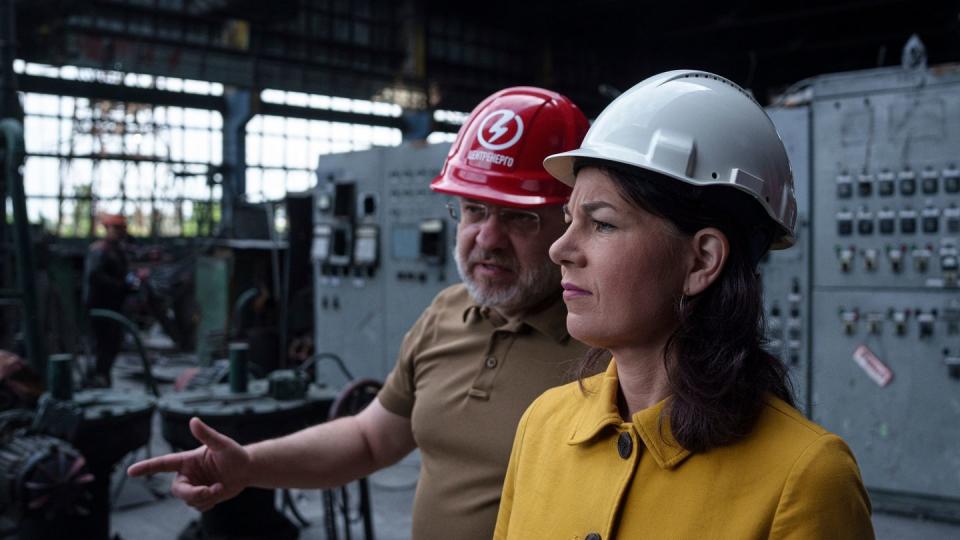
{"left": 19, "top": 74, "right": 223, "bottom": 110}
{"left": 221, "top": 87, "right": 251, "bottom": 237}
{"left": 2, "top": 118, "right": 45, "bottom": 376}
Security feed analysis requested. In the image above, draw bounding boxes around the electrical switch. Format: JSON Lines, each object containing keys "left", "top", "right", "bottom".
{"left": 917, "top": 310, "right": 936, "bottom": 338}
{"left": 866, "top": 312, "right": 884, "bottom": 335}
{"left": 944, "top": 166, "right": 960, "bottom": 193}
{"left": 912, "top": 246, "right": 931, "bottom": 273}
{"left": 838, "top": 246, "right": 855, "bottom": 273}
{"left": 944, "top": 204, "right": 959, "bottom": 234}
{"left": 857, "top": 172, "right": 874, "bottom": 197}
{"left": 863, "top": 248, "right": 878, "bottom": 271}
{"left": 878, "top": 208, "right": 895, "bottom": 234}
{"left": 877, "top": 169, "right": 895, "bottom": 196}
{"left": 840, "top": 307, "right": 859, "bottom": 336}
{"left": 940, "top": 242, "right": 958, "bottom": 286}
{"left": 788, "top": 281, "right": 801, "bottom": 318}
{"left": 899, "top": 208, "right": 917, "bottom": 234}
{"left": 836, "top": 209, "right": 853, "bottom": 236}
{"left": 856, "top": 208, "right": 874, "bottom": 235}
{"left": 890, "top": 309, "right": 909, "bottom": 336}
{"left": 943, "top": 300, "right": 960, "bottom": 336}
{"left": 786, "top": 338, "right": 801, "bottom": 366}
{"left": 921, "top": 168, "right": 939, "bottom": 194}
{"left": 887, "top": 245, "right": 904, "bottom": 273}
{"left": 836, "top": 172, "right": 853, "bottom": 198}
{"left": 787, "top": 318, "right": 802, "bottom": 340}
{"left": 353, "top": 225, "right": 380, "bottom": 267}
{"left": 899, "top": 169, "right": 917, "bottom": 195}
{"left": 944, "top": 349, "right": 960, "bottom": 379}
{"left": 768, "top": 319, "right": 783, "bottom": 348}
{"left": 922, "top": 206, "right": 940, "bottom": 234}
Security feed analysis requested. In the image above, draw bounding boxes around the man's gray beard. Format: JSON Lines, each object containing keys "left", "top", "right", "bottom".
{"left": 455, "top": 248, "right": 561, "bottom": 315}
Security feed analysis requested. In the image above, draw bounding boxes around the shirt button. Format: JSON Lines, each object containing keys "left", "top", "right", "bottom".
{"left": 585, "top": 533, "right": 602, "bottom": 540}
{"left": 484, "top": 356, "right": 498, "bottom": 369}
{"left": 617, "top": 431, "right": 633, "bottom": 459}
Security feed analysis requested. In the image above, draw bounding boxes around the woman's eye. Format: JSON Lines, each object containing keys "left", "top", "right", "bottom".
{"left": 592, "top": 220, "right": 615, "bottom": 232}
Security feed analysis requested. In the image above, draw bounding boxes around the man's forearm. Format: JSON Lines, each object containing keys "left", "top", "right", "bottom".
{"left": 243, "top": 399, "right": 415, "bottom": 490}
{"left": 244, "top": 415, "right": 377, "bottom": 489}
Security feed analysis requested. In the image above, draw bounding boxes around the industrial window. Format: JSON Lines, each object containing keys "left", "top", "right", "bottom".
{"left": 16, "top": 60, "right": 224, "bottom": 238}
{"left": 245, "top": 89, "right": 403, "bottom": 202}
{"left": 14, "top": 62, "right": 466, "bottom": 232}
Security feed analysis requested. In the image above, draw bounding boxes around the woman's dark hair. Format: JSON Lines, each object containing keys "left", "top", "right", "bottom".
{"left": 573, "top": 158, "right": 795, "bottom": 453}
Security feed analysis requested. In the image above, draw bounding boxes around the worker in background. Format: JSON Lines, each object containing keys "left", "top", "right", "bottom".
{"left": 83, "top": 213, "right": 136, "bottom": 387}
{"left": 129, "top": 87, "right": 592, "bottom": 539}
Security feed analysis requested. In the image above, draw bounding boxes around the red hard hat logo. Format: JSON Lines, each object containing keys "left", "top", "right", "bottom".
{"left": 477, "top": 109, "right": 524, "bottom": 151}
{"left": 431, "top": 86, "right": 588, "bottom": 207}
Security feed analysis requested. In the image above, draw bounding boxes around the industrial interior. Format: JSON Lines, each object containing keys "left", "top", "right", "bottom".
{"left": 1, "top": 0, "right": 959, "bottom": 538}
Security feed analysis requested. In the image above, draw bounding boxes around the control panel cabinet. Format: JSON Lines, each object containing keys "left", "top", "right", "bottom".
{"left": 805, "top": 65, "right": 960, "bottom": 519}
{"left": 313, "top": 143, "right": 457, "bottom": 383}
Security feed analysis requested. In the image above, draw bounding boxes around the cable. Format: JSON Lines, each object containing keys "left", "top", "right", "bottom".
{"left": 299, "top": 352, "right": 355, "bottom": 383}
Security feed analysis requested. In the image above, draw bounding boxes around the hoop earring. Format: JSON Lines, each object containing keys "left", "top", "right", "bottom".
{"left": 678, "top": 293, "right": 687, "bottom": 314}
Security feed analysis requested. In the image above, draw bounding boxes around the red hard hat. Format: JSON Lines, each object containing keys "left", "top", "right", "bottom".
{"left": 431, "top": 87, "right": 589, "bottom": 208}
{"left": 100, "top": 214, "right": 127, "bottom": 227}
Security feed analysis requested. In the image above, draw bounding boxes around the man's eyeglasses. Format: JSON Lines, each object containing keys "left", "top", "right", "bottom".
{"left": 446, "top": 201, "right": 541, "bottom": 236}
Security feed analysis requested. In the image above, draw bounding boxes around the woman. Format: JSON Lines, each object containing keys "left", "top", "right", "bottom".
{"left": 493, "top": 71, "right": 874, "bottom": 539}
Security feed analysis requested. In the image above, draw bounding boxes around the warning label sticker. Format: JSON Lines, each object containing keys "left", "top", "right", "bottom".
{"left": 852, "top": 344, "right": 894, "bottom": 387}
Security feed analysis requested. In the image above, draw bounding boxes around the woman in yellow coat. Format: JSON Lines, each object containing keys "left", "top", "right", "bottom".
{"left": 494, "top": 71, "right": 874, "bottom": 539}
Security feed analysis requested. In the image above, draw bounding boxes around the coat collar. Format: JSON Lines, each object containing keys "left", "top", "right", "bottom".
{"left": 567, "top": 360, "right": 692, "bottom": 470}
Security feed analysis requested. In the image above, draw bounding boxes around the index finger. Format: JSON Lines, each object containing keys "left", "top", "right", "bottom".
{"left": 127, "top": 452, "right": 188, "bottom": 477}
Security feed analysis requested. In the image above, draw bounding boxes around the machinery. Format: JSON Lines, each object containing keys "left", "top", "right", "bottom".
{"left": 761, "top": 59, "right": 960, "bottom": 520}
{"left": 806, "top": 62, "right": 960, "bottom": 520}
{"left": 0, "top": 409, "right": 93, "bottom": 539}
{"left": 157, "top": 344, "right": 337, "bottom": 540}
{"left": 0, "top": 355, "right": 154, "bottom": 539}
{"left": 312, "top": 142, "right": 456, "bottom": 382}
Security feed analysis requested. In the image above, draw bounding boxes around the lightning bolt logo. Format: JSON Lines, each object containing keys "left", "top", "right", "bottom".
{"left": 488, "top": 113, "right": 512, "bottom": 142}
{"left": 477, "top": 110, "right": 524, "bottom": 151}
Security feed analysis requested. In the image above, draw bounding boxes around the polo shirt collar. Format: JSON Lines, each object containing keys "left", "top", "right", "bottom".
{"left": 460, "top": 292, "right": 570, "bottom": 344}
{"left": 567, "top": 360, "right": 692, "bottom": 470}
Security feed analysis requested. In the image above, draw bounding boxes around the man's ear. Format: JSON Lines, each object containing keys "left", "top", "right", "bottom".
{"left": 683, "top": 227, "right": 729, "bottom": 296}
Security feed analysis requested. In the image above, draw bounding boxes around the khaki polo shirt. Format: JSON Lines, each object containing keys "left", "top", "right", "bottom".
{"left": 378, "top": 283, "right": 589, "bottom": 540}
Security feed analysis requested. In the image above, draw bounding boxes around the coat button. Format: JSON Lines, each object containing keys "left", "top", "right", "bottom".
{"left": 484, "top": 356, "right": 497, "bottom": 368}
{"left": 617, "top": 431, "right": 633, "bottom": 459}
{"left": 585, "top": 533, "right": 602, "bottom": 540}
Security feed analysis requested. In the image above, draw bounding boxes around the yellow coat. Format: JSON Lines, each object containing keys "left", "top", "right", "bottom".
{"left": 495, "top": 361, "right": 874, "bottom": 539}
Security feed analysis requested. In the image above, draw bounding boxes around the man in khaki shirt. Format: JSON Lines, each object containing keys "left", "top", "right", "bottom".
{"left": 128, "top": 87, "right": 590, "bottom": 539}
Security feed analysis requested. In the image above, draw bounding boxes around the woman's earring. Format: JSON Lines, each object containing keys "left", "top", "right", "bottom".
{"left": 678, "top": 293, "right": 687, "bottom": 314}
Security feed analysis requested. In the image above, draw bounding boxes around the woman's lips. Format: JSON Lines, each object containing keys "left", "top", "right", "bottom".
{"left": 561, "top": 282, "right": 591, "bottom": 299}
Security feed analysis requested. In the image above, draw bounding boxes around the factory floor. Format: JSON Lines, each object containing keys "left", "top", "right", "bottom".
{"left": 99, "top": 352, "right": 959, "bottom": 540}
{"left": 111, "top": 452, "right": 418, "bottom": 540}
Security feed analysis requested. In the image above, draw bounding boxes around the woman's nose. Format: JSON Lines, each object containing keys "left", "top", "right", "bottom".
{"left": 549, "top": 226, "right": 577, "bottom": 266}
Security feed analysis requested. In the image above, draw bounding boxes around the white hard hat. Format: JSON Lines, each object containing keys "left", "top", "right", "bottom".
{"left": 543, "top": 70, "right": 797, "bottom": 249}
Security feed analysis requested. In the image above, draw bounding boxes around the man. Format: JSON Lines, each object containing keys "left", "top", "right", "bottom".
{"left": 128, "top": 87, "right": 591, "bottom": 539}
{"left": 83, "top": 213, "right": 132, "bottom": 387}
